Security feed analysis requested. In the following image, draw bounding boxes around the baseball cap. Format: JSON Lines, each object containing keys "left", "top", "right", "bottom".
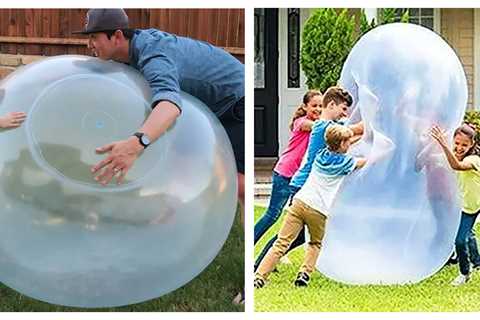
{"left": 73, "top": 9, "right": 129, "bottom": 35}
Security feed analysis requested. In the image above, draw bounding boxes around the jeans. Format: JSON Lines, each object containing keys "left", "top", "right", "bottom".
{"left": 254, "top": 172, "right": 293, "bottom": 243}
{"left": 254, "top": 185, "right": 302, "bottom": 271}
{"left": 455, "top": 210, "right": 480, "bottom": 275}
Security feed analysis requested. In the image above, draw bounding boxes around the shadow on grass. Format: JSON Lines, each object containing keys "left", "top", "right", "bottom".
{"left": 0, "top": 211, "right": 244, "bottom": 312}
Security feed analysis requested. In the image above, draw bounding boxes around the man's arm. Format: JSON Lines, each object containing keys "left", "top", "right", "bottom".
{"left": 91, "top": 101, "right": 180, "bottom": 185}
{"left": 137, "top": 101, "right": 181, "bottom": 142}
{"left": 92, "top": 45, "right": 183, "bottom": 185}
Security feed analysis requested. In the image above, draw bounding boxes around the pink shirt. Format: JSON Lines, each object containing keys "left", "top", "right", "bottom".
{"left": 274, "top": 116, "right": 312, "bottom": 178}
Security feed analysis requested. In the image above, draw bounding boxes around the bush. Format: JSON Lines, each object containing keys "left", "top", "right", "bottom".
{"left": 300, "top": 9, "right": 355, "bottom": 92}
{"left": 464, "top": 110, "right": 480, "bottom": 135}
{"left": 301, "top": 9, "right": 410, "bottom": 92}
{"left": 360, "top": 8, "right": 409, "bottom": 36}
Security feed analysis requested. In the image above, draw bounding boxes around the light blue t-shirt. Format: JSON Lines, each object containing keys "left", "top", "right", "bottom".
{"left": 294, "top": 147, "right": 356, "bottom": 215}
{"left": 129, "top": 29, "right": 245, "bottom": 116}
{"left": 313, "top": 148, "right": 355, "bottom": 176}
{"left": 290, "top": 119, "right": 334, "bottom": 188}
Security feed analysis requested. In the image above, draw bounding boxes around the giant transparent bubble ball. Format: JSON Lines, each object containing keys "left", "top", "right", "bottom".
{"left": 316, "top": 23, "right": 466, "bottom": 284}
{"left": 0, "top": 55, "right": 238, "bottom": 307}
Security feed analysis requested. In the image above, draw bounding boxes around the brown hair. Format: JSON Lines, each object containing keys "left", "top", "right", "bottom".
{"left": 325, "top": 124, "right": 353, "bottom": 152}
{"left": 289, "top": 90, "right": 322, "bottom": 131}
{"left": 322, "top": 86, "right": 353, "bottom": 109}
{"left": 454, "top": 123, "right": 480, "bottom": 157}
{"left": 103, "top": 28, "right": 135, "bottom": 40}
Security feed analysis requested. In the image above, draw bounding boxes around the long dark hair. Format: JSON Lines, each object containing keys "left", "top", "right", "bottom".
{"left": 454, "top": 123, "right": 480, "bottom": 157}
{"left": 289, "top": 90, "right": 321, "bottom": 131}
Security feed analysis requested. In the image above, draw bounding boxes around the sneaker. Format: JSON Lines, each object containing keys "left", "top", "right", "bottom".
{"left": 451, "top": 274, "right": 470, "bottom": 286}
{"left": 254, "top": 277, "right": 265, "bottom": 289}
{"left": 294, "top": 272, "right": 310, "bottom": 287}
{"left": 232, "top": 290, "right": 244, "bottom": 305}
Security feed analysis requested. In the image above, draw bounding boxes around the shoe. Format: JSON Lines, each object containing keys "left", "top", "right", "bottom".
{"left": 232, "top": 290, "right": 244, "bottom": 305}
{"left": 294, "top": 272, "right": 310, "bottom": 287}
{"left": 254, "top": 277, "right": 265, "bottom": 289}
{"left": 451, "top": 273, "right": 470, "bottom": 286}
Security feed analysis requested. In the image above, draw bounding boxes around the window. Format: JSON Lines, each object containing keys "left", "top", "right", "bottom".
{"left": 287, "top": 8, "right": 300, "bottom": 88}
{"left": 393, "top": 8, "right": 435, "bottom": 31}
{"left": 254, "top": 9, "right": 265, "bottom": 89}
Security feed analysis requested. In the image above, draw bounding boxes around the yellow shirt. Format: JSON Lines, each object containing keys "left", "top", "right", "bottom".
{"left": 456, "top": 155, "right": 480, "bottom": 214}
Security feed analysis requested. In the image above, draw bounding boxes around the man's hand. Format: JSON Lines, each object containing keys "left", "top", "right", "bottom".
{"left": 0, "top": 112, "right": 27, "bottom": 128}
{"left": 91, "top": 136, "right": 144, "bottom": 185}
{"left": 90, "top": 100, "right": 179, "bottom": 186}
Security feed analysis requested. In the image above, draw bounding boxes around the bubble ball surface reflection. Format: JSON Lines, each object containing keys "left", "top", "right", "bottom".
{"left": 0, "top": 55, "right": 238, "bottom": 307}
{"left": 317, "top": 24, "right": 467, "bottom": 285}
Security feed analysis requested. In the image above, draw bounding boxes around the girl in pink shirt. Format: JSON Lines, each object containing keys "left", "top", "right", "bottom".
{"left": 255, "top": 90, "right": 322, "bottom": 243}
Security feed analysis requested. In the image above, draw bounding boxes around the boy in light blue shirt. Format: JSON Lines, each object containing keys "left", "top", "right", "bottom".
{"left": 255, "top": 124, "right": 367, "bottom": 288}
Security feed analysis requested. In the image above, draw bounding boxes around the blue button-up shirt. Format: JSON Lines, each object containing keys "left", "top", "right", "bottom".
{"left": 129, "top": 29, "right": 245, "bottom": 116}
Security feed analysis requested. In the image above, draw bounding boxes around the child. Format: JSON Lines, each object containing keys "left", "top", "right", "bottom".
{"left": 254, "top": 124, "right": 367, "bottom": 288}
{"left": 254, "top": 86, "right": 363, "bottom": 270}
{"left": 254, "top": 90, "right": 322, "bottom": 243}
{"left": 431, "top": 123, "right": 480, "bottom": 286}
{"left": 0, "top": 111, "right": 26, "bottom": 129}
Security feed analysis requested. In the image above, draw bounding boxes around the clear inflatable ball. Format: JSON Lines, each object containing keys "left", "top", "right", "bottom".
{"left": 0, "top": 55, "right": 238, "bottom": 307}
{"left": 317, "top": 23, "right": 467, "bottom": 285}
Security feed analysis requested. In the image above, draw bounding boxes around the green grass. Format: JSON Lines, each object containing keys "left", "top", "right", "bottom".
{"left": 0, "top": 210, "right": 244, "bottom": 312}
{"left": 254, "top": 205, "right": 480, "bottom": 312}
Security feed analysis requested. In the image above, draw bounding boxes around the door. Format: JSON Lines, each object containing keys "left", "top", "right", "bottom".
{"left": 254, "top": 8, "right": 279, "bottom": 157}
{"left": 278, "top": 8, "right": 311, "bottom": 152}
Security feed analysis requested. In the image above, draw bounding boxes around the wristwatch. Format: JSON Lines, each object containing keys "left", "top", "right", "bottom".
{"left": 133, "top": 132, "right": 151, "bottom": 149}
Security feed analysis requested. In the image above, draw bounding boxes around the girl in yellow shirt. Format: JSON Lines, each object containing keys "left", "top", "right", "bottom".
{"left": 431, "top": 123, "right": 480, "bottom": 286}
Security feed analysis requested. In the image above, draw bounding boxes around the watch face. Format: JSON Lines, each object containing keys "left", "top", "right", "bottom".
{"left": 141, "top": 135, "right": 150, "bottom": 146}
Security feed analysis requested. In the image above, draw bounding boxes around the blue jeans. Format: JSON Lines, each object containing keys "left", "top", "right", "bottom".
{"left": 254, "top": 185, "right": 302, "bottom": 271}
{"left": 254, "top": 172, "right": 293, "bottom": 243}
{"left": 455, "top": 210, "right": 480, "bottom": 275}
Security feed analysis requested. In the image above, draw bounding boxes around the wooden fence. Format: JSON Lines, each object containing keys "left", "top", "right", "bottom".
{"left": 0, "top": 9, "right": 244, "bottom": 61}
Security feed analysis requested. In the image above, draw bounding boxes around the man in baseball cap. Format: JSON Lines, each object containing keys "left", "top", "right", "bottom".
{"left": 75, "top": 9, "right": 245, "bottom": 256}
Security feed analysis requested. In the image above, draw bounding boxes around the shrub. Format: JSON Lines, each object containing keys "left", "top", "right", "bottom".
{"left": 464, "top": 110, "right": 480, "bottom": 135}
{"left": 301, "top": 9, "right": 410, "bottom": 92}
{"left": 300, "top": 9, "right": 355, "bottom": 92}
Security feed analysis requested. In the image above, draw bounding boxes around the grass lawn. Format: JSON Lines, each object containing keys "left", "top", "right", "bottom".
{"left": 254, "top": 205, "right": 480, "bottom": 312}
{"left": 0, "top": 210, "right": 244, "bottom": 312}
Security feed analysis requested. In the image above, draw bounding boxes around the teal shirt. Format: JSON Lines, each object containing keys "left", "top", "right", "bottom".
{"left": 129, "top": 29, "right": 245, "bottom": 116}
{"left": 290, "top": 120, "right": 334, "bottom": 188}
